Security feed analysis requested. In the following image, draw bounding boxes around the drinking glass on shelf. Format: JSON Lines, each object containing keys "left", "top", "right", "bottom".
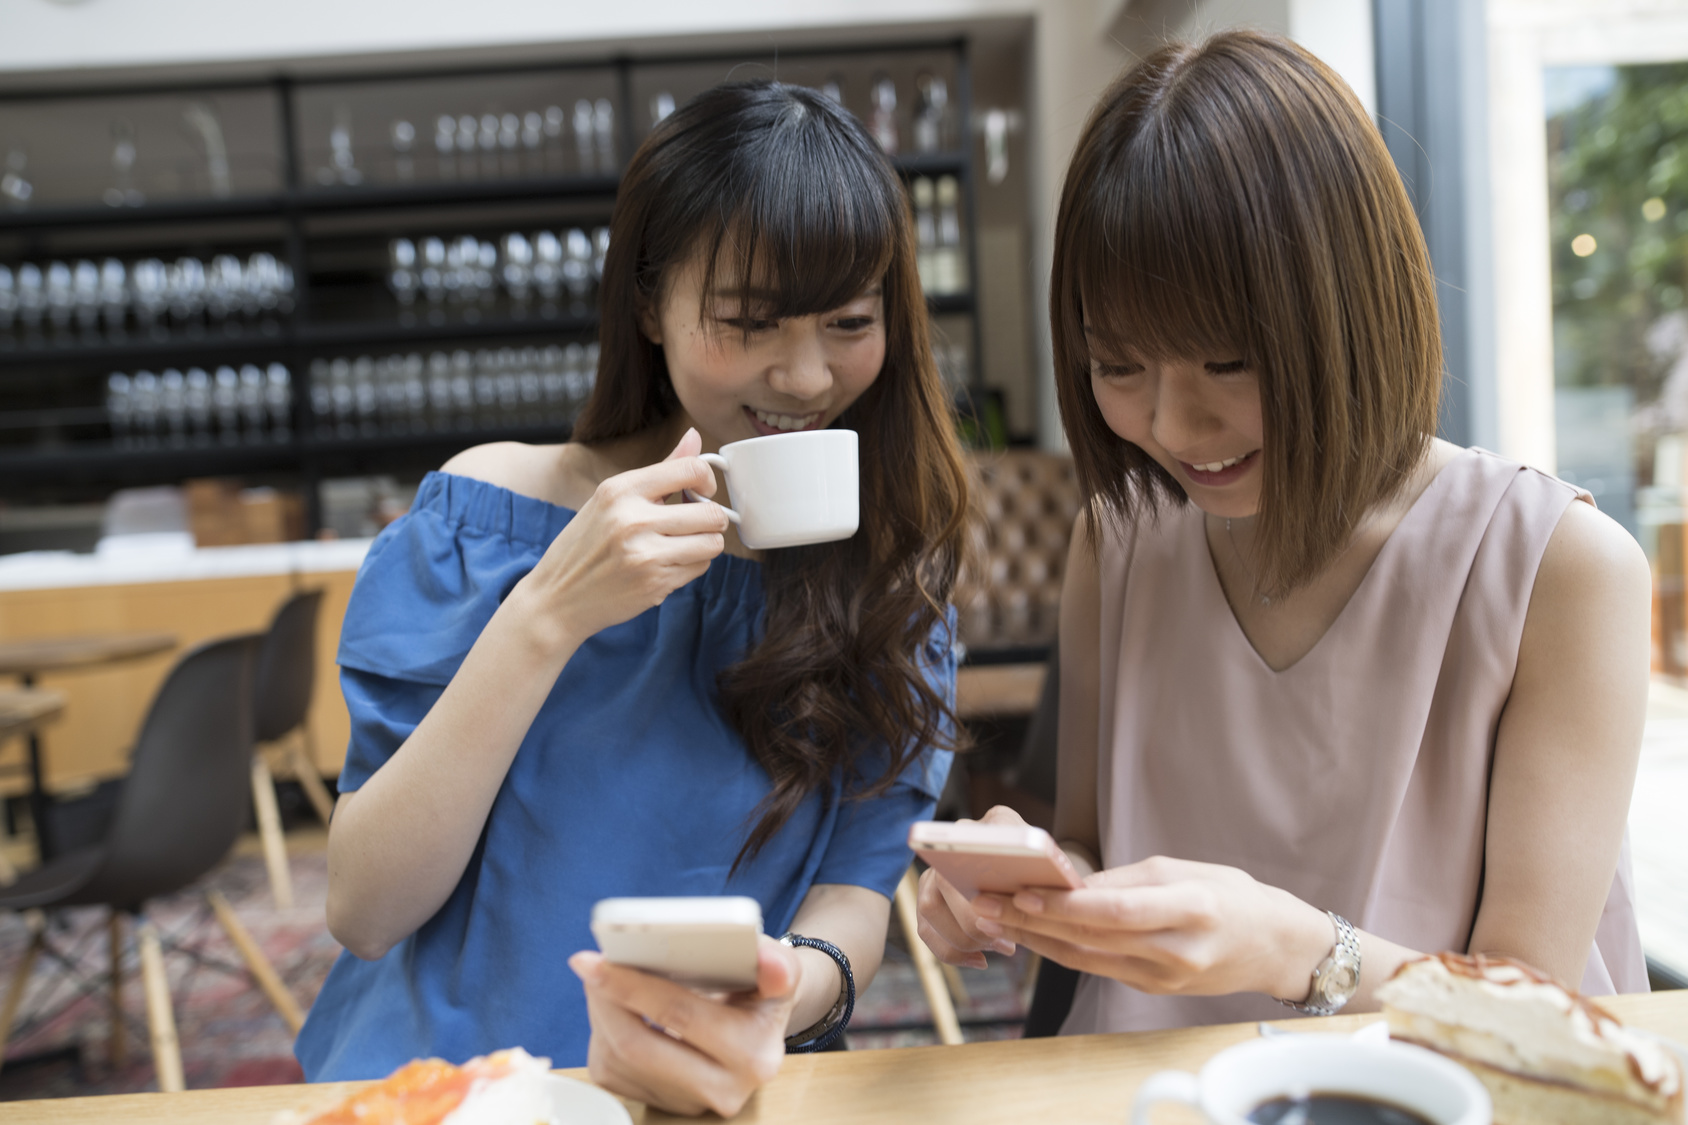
{"left": 130, "top": 258, "right": 166, "bottom": 326}
{"left": 540, "top": 344, "right": 567, "bottom": 420}
{"left": 72, "top": 260, "right": 100, "bottom": 331}
{"left": 45, "top": 262, "right": 74, "bottom": 330}
{"left": 650, "top": 91, "right": 676, "bottom": 128}
{"left": 478, "top": 114, "right": 499, "bottom": 154}
{"left": 563, "top": 228, "right": 592, "bottom": 308}
{"left": 451, "top": 350, "right": 475, "bottom": 429}
{"left": 914, "top": 73, "right": 949, "bottom": 154}
{"left": 532, "top": 230, "right": 562, "bottom": 300}
{"left": 495, "top": 347, "right": 520, "bottom": 420}
{"left": 0, "top": 265, "right": 14, "bottom": 333}
{"left": 265, "top": 362, "right": 292, "bottom": 439}
{"left": 870, "top": 74, "right": 900, "bottom": 154}
{"left": 563, "top": 342, "right": 588, "bottom": 414}
{"left": 208, "top": 254, "right": 243, "bottom": 321}
{"left": 420, "top": 237, "right": 447, "bottom": 303}
{"left": 185, "top": 366, "right": 212, "bottom": 442}
{"left": 426, "top": 350, "right": 453, "bottom": 430}
{"left": 593, "top": 98, "right": 616, "bottom": 171}
{"left": 213, "top": 365, "right": 241, "bottom": 443}
{"left": 168, "top": 257, "right": 207, "bottom": 323}
{"left": 518, "top": 347, "right": 543, "bottom": 422}
{"left": 456, "top": 115, "right": 479, "bottom": 178}
{"left": 403, "top": 353, "right": 427, "bottom": 430}
{"left": 240, "top": 364, "right": 267, "bottom": 439}
{"left": 475, "top": 240, "right": 498, "bottom": 305}
{"left": 327, "top": 105, "right": 362, "bottom": 186}
{"left": 160, "top": 368, "right": 187, "bottom": 444}
{"left": 473, "top": 348, "right": 499, "bottom": 425}
{"left": 106, "top": 373, "right": 132, "bottom": 446}
{"left": 592, "top": 227, "right": 610, "bottom": 281}
{"left": 389, "top": 238, "right": 419, "bottom": 305}
{"left": 100, "top": 259, "right": 127, "bottom": 329}
{"left": 501, "top": 233, "right": 533, "bottom": 304}
{"left": 329, "top": 356, "right": 355, "bottom": 437}
{"left": 16, "top": 263, "right": 44, "bottom": 328}
{"left": 435, "top": 115, "right": 458, "bottom": 179}
{"left": 309, "top": 358, "right": 333, "bottom": 434}
{"left": 131, "top": 370, "right": 159, "bottom": 445}
{"left": 392, "top": 118, "right": 416, "bottom": 182}
{"left": 573, "top": 100, "right": 595, "bottom": 172}
{"left": 353, "top": 355, "right": 379, "bottom": 434}
{"left": 543, "top": 104, "right": 566, "bottom": 173}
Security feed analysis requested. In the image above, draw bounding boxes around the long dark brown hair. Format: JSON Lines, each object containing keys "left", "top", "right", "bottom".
{"left": 573, "top": 80, "right": 970, "bottom": 864}
{"left": 1051, "top": 31, "right": 1442, "bottom": 596}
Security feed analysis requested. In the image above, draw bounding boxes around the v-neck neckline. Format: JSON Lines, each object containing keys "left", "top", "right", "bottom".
{"left": 1198, "top": 447, "right": 1471, "bottom": 676}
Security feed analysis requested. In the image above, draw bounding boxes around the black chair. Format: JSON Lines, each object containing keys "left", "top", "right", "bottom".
{"left": 248, "top": 589, "right": 334, "bottom": 910}
{"left": 0, "top": 635, "right": 303, "bottom": 1091}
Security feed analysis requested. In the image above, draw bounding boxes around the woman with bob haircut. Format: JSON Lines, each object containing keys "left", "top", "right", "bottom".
{"left": 296, "top": 80, "right": 968, "bottom": 1113}
{"left": 918, "top": 30, "right": 1652, "bottom": 1033}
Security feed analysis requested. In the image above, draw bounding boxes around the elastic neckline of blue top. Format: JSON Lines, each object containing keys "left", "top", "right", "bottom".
{"left": 419, "top": 469, "right": 763, "bottom": 575}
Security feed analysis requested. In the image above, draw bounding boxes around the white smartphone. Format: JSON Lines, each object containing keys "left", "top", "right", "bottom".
{"left": 590, "top": 896, "right": 763, "bottom": 992}
{"left": 908, "top": 820, "right": 1084, "bottom": 899}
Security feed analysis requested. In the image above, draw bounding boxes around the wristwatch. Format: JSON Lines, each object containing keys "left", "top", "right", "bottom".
{"left": 1279, "top": 911, "right": 1360, "bottom": 1016}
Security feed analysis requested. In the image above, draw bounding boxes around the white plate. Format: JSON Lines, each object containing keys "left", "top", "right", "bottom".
{"left": 540, "top": 1074, "right": 633, "bottom": 1125}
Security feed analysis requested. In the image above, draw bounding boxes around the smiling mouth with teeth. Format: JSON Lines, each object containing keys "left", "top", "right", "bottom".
{"left": 749, "top": 407, "right": 823, "bottom": 432}
{"left": 1186, "top": 451, "right": 1255, "bottom": 474}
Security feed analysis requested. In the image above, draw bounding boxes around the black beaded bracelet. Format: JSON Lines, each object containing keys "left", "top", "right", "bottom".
{"left": 779, "top": 933, "right": 855, "bottom": 1053}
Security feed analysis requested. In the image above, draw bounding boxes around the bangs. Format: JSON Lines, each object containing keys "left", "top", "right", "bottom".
{"left": 1065, "top": 105, "right": 1257, "bottom": 365}
{"left": 696, "top": 99, "right": 898, "bottom": 319}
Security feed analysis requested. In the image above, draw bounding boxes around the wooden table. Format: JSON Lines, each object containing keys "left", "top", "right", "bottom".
{"left": 955, "top": 662, "right": 1047, "bottom": 720}
{"left": 0, "top": 632, "right": 176, "bottom": 859}
{"left": 0, "top": 688, "right": 66, "bottom": 745}
{"left": 9, "top": 991, "right": 1685, "bottom": 1124}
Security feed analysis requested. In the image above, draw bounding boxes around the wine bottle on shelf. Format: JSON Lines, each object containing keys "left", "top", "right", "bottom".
{"left": 912, "top": 177, "right": 937, "bottom": 294}
{"left": 933, "top": 175, "right": 965, "bottom": 296}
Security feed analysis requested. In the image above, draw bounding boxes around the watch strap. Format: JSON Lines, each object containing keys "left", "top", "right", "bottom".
{"left": 1278, "top": 911, "right": 1360, "bottom": 1016}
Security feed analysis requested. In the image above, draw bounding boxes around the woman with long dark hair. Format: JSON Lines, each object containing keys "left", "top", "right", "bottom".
{"left": 920, "top": 30, "right": 1650, "bottom": 1032}
{"left": 296, "top": 80, "right": 968, "bottom": 1114}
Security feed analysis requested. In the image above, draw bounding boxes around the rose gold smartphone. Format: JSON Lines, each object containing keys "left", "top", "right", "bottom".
{"left": 908, "top": 821, "right": 1084, "bottom": 899}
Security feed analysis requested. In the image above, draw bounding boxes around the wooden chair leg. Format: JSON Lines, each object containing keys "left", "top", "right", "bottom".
{"left": 0, "top": 918, "right": 45, "bottom": 1070}
{"left": 288, "top": 729, "right": 336, "bottom": 827}
{"left": 894, "top": 865, "right": 964, "bottom": 1045}
{"left": 109, "top": 910, "right": 127, "bottom": 1068}
{"left": 136, "top": 919, "right": 183, "bottom": 1093}
{"left": 207, "top": 890, "right": 303, "bottom": 1035}
{"left": 250, "top": 756, "right": 294, "bottom": 910}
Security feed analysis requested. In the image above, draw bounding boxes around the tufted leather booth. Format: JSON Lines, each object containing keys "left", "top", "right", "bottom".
{"left": 957, "top": 450, "right": 1082, "bottom": 655}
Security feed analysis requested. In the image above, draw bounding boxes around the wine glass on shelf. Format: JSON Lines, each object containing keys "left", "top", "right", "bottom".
{"left": 160, "top": 368, "right": 187, "bottom": 445}
{"left": 213, "top": 366, "right": 241, "bottom": 443}
{"left": 265, "top": 363, "right": 292, "bottom": 441}
{"left": 532, "top": 230, "right": 562, "bottom": 302}
{"left": 240, "top": 364, "right": 267, "bottom": 440}
{"left": 130, "top": 259, "right": 167, "bottom": 327}
{"left": 501, "top": 233, "right": 533, "bottom": 307}
{"left": 72, "top": 260, "right": 100, "bottom": 332}
{"left": 563, "top": 228, "right": 592, "bottom": 310}
{"left": 391, "top": 119, "right": 416, "bottom": 183}
{"left": 389, "top": 238, "right": 419, "bottom": 306}
{"left": 45, "top": 262, "right": 74, "bottom": 331}
{"left": 131, "top": 370, "right": 159, "bottom": 446}
{"left": 100, "top": 259, "right": 127, "bottom": 330}
{"left": 106, "top": 373, "right": 132, "bottom": 447}
{"left": 435, "top": 115, "right": 458, "bottom": 180}
{"left": 185, "top": 367, "right": 212, "bottom": 443}
{"left": 15, "top": 263, "right": 44, "bottom": 329}
{"left": 0, "top": 265, "right": 14, "bottom": 334}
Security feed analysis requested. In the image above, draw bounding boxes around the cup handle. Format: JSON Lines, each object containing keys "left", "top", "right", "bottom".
{"left": 683, "top": 452, "right": 739, "bottom": 525}
{"left": 1131, "top": 1070, "right": 1202, "bottom": 1124}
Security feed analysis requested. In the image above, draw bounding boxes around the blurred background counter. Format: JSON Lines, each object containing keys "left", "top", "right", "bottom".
{"left": 0, "top": 537, "right": 366, "bottom": 801}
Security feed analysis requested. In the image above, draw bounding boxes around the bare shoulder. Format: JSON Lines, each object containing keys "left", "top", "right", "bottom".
{"left": 438, "top": 441, "right": 595, "bottom": 509}
{"left": 1534, "top": 493, "right": 1650, "bottom": 609}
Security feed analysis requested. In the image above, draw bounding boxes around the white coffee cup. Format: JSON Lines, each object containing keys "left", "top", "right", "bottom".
{"left": 693, "top": 429, "right": 859, "bottom": 550}
{"left": 1132, "top": 1034, "right": 1490, "bottom": 1125}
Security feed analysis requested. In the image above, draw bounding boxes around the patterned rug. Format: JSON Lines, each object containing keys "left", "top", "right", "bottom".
{"left": 0, "top": 844, "right": 1028, "bottom": 1100}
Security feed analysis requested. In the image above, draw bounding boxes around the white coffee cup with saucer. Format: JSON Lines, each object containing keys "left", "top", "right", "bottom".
{"left": 1132, "top": 1033, "right": 1490, "bottom": 1125}
{"left": 689, "top": 429, "right": 859, "bottom": 550}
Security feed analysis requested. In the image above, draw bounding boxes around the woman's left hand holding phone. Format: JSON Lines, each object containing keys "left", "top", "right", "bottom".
{"left": 569, "top": 936, "right": 801, "bottom": 1118}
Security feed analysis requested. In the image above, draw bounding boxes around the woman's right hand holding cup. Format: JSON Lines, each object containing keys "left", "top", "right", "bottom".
{"left": 514, "top": 427, "right": 728, "bottom": 650}
{"left": 916, "top": 805, "right": 1026, "bottom": 970}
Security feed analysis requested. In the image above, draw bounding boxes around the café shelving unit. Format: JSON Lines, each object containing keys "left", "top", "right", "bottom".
{"left": 0, "top": 41, "right": 984, "bottom": 529}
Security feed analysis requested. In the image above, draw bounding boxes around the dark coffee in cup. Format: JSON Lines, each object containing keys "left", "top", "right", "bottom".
{"left": 1248, "top": 1093, "right": 1437, "bottom": 1125}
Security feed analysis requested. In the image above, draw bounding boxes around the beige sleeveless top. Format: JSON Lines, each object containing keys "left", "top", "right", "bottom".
{"left": 1061, "top": 447, "right": 1647, "bottom": 1037}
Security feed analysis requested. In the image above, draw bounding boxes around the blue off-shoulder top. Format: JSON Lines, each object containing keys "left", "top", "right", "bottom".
{"left": 294, "top": 471, "right": 955, "bottom": 1079}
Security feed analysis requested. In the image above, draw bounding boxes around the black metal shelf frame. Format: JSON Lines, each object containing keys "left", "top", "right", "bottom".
{"left": 0, "top": 38, "right": 984, "bottom": 524}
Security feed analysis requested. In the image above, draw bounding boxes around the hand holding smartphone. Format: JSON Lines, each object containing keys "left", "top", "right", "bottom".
{"left": 590, "top": 896, "right": 763, "bottom": 991}
{"left": 908, "top": 820, "right": 1084, "bottom": 900}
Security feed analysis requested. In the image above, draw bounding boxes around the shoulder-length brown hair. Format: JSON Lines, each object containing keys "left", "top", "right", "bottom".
{"left": 574, "top": 80, "right": 969, "bottom": 865}
{"left": 1051, "top": 30, "right": 1441, "bottom": 595}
